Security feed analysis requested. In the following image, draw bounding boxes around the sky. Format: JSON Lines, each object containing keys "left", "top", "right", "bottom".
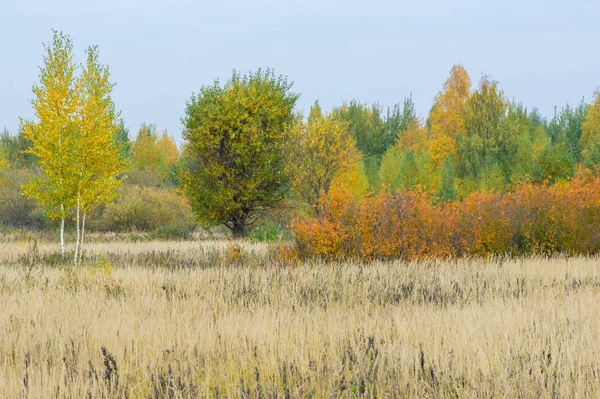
{"left": 1, "top": 0, "right": 599, "bottom": 143}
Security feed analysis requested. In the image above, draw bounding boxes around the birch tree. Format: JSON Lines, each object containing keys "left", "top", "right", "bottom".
{"left": 23, "top": 31, "right": 125, "bottom": 264}
{"left": 72, "top": 45, "right": 125, "bottom": 265}
{"left": 22, "top": 31, "right": 79, "bottom": 258}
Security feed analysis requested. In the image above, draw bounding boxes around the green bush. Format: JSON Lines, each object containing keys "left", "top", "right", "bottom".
{"left": 93, "top": 185, "right": 196, "bottom": 234}
{"left": 246, "top": 219, "right": 292, "bottom": 243}
{"left": 0, "top": 168, "right": 49, "bottom": 229}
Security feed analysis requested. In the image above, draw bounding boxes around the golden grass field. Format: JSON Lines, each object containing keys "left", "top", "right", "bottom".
{"left": 1, "top": 237, "right": 600, "bottom": 398}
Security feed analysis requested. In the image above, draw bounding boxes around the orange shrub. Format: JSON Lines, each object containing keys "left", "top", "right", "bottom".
{"left": 292, "top": 174, "right": 600, "bottom": 261}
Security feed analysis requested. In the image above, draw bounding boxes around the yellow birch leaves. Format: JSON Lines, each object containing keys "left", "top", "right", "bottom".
{"left": 22, "top": 31, "right": 125, "bottom": 222}
{"left": 428, "top": 64, "right": 472, "bottom": 167}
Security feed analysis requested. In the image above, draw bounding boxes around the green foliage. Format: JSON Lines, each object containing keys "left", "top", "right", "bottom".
{"left": 378, "top": 147, "right": 403, "bottom": 192}
{"left": 94, "top": 185, "right": 195, "bottom": 233}
{"left": 457, "top": 76, "right": 508, "bottom": 180}
{"left": 500, "top": 104, "right": 549, "bottom": 184}
{"left": 584, "top": 136, "right": 600, "bottom": 169}
{"left": 0, "top": 168, "right": 49, "bottom": 229}
{"left": 0, "top": 128, "right": 36, "bottom": 169}
{"left": 333, "top": 97, "right": 417, "bottom": 189}
{"left": 434, "top": 156, "right": 457, "bottom": 203}
{"left": 379, "top": 145, "right": 434, "bottom": 194}
{"left": 533, "top": 141, "right": 575, "bottom": 184}
{"left": 181, "top": 68, "right": 298, "bottom": 237}
{"left": 398, "top": 150, "right": 419, "bottom": 191}
{"left": 114, "top": 119, "right": 132, "bottom": 162}
{"left": 246, "top": 219, "right": 290, "bottom": 243}
{"left": 547, "top": 102, "right": 588, "bottom": 162}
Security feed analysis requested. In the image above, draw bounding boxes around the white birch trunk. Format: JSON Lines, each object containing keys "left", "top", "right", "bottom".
{"left": 78, "top": 211, "right": 86, "bottom": 265}
{"left": 74, "top": 195, "right": 80, "bottom": 266}
{"left": 60, "top": 203, "right": 65, "bottom": 259}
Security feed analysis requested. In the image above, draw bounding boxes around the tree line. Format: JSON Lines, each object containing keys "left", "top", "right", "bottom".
{"left": 1, "top": 31, "right": 600, "bottom": 259}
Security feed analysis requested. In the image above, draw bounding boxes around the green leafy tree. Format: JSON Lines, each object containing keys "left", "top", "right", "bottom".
{"left": 114, "top": 119, "right": 132, "bottom": 162}
{"left": 534, "top": 141, "right": 575, "bottom": 183}
{"left": 378, "top": 146, "right": 403, "bottom": 192}
{"left": 0, "top": 127, "right": 36, "bottom": 168}
{"left": 181, "top": 69, "right": 298, "bottom": 238}
{"left": 333, "top": 97, "right": 416, "bottom": 189}
{"left": 398, "top": 149, "right": 419, "bottom": 190}
{"left": 457, "top": 76, "right": 508, "bottom": 183}
{"left": 384, "top": 95, "right": 417, "bottom": 150}
{"left": 546, "top": 102, "right": 587, "bottom": 162}
{"left": 500, "top": 103, "right": 549, "bottom": 184}
{"left": 434, "top": 155, "right": 457, "bottom": 203}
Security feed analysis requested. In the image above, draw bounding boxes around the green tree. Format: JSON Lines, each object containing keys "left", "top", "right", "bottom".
{"left": 181, "top": 69, "right": 298, "bottom": 238}
{"left": 378, "top": 146, "right": 403, "bottom": 192}
{"left": 114, "top": 119, "right": 132, "bottom": 162}
{"left": 333, "top": 97, "right": 416, "bottom": 189}
{"left": 457, "top": 76, "right": 508, "bottom": 181}
{"left": 547, "top": 102, "right": 587, "bottom": 162}
{"left": 500, "top": 103, "right": 549, "bottom": 184}
{"left": 534, "top": 141, "right": 575, "bottom": 183}
{"left": 0, "top": 127, "right": 36, "bottom": 168}
{"left": 434, "top": 155, "right": 457, "bottom": 203}
{"left": 398, "top": 149, "right": 419, "bottom": 190}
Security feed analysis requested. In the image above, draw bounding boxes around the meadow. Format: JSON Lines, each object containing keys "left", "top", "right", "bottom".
{"left": 1, "top": 236, "right": 600, "bottom": 398}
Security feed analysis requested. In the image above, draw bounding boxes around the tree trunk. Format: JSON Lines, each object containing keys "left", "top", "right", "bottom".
{"left": 78, "top": 212, "right": 86, "bottom": 265}
{"left": 231, "top": 218, "right": 247, "bottom": 239}
{"left": 60, "top": 203, "right": 65, "bottom": 259}
{"left": 74, "top": 195, "right": 80, "bottom": 266}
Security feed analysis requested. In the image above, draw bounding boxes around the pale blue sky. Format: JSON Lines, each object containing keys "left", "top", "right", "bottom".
{"left": 1, "top": 0, "right": 599, "bottom": 143}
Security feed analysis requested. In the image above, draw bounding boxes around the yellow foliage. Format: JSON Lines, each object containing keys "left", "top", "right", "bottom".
{"left": 288, "top": 113, "right": 361, "bottom": 213}
{"left": 394, "top": 118, "right": 428, "bottom": 153}
{"left": 158, "top": 131, "right": 179, "bottom": 167}
{"left": 582, "top": 90, "right": 600, "bottom": 154}
{"left": 331, "top": 159, "right": 369, "bottom": 200}
{"left": 428, "top": 64, "right": 472, "bottom": 167}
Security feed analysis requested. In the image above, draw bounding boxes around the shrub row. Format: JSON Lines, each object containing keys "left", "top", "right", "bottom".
{"left": 292, "top": 172, "right": 600, "bottom": 261}
{"left": 91, "top": 185, "right": 195, "bottom": 235}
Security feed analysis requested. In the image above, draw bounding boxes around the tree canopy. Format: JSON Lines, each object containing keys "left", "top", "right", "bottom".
{"left": 181, "top": 69, "right": 298, "bottom": 237}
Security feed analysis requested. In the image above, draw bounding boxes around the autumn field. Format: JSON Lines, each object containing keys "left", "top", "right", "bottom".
{"left": 0, "top": 237, "right": 599, "bottom": 398}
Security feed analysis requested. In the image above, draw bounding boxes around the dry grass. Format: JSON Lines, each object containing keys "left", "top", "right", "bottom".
{"left": 1, "top": 241, "right": 600, "bottom": 398}
{"left": 0, "top": 236, "right": 269, "bottom": 263}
